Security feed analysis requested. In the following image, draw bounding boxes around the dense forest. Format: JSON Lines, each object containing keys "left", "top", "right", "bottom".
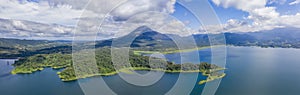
{"left": 11, "top": 53, "right": 72, "bottom": 74}
{"left": 12, "top": 47, "right": 224, "bottom": 81}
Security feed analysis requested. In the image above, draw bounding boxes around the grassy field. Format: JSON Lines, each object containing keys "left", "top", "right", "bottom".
{"left": 133, "top": 45, "right": 224, "bottom": 55}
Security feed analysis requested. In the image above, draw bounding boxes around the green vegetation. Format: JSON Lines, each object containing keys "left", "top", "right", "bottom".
{"left": 133, "top": 45, "right": 222, "bottom": 55}
{"left": 11, "top": 53, "right": 72, "bottom": 74}
{"left": 0, "top": 38, "right": 72, "bottom": 59}
{"left": 11, "top": 48, "right": 226, "bottom": 83}
{"left": 199, "top": 73, "right": 226, "bottom": 85}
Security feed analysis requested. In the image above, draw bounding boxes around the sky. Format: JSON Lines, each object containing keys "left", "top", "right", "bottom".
{"left": 0, "top": 0, "right": 299, "bottom": 40}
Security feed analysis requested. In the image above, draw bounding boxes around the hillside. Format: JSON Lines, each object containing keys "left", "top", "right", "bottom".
{"left": 96, "top": 26, "right": 204, "bottom": 51}
{"left": 0, "top": 38, "right": 71, "bottom": 58}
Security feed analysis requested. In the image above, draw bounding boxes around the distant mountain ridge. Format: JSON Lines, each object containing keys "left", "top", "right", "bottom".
{"left": 1, "top": 25, "right": 300, "bottom": 58}
{"left": 224, "top": 27, "right": 300, "bottom": 48}
{"left": 0, "top": 38, "right": 71, "bottom": 58}
{"left": 104, "top": 26, "right": 300, "bottom": 49}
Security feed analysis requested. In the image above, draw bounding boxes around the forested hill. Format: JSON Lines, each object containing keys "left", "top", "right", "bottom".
{"left": 95, "top": 26, "right": 209, "bottom": 51}
{"left": 0, "top": 38, "right": 71, "bottom": 58}
{"left": 0, "top": 38, "right": 52, "bottom": 49}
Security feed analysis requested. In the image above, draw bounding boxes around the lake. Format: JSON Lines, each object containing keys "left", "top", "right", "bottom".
{"left": 1, "top": 46, "right": 300, "bottom": 95}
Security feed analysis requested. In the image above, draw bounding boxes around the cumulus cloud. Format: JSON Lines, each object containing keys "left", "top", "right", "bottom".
{"left": 111, "top": 0, "right": 176, "bottom": 21}
{"left": 0, "top": 18, "right": 74, "bottom": 40}
{"left": 200, "top": 18, "right": 283, "bottom": 33}
{"left": 268, "top": 0, "right": 287, "bottom": 5}
{"left": 280, "top": 13, "right": 300, "bottom": 27}
{"left": 0, "top": 0, "right": 178, "bottom": 40}
{"left": 0, "top": 0, "right": 176, "bottom": 25}
{"left": 209, "top": 0, "right": 300, "bottom": 33}
{"left": 104, "top": 12, "right": 197, "bottom": 38}
{"left": 0, "top": 0, "right": 99, "bottom": 26}
{"left": 212, "top": 0, "right": 266, "bottom": 11}
{"left": 289, "top": 0, "right": 300, "bottom": 5}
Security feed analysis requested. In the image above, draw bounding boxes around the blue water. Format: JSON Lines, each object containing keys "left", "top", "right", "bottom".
{"left": 216, "top": 47, "right": 300, "bottom": 95}
{"left": 0, "top": 59, "right": 84, "bottom": 95}
{"left": 1, "top": 46, "right": 300, "bottom": 95}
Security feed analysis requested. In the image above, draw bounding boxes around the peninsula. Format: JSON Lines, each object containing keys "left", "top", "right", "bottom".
{"left": 11, "top": 48, "right": 226, "bottom": 84}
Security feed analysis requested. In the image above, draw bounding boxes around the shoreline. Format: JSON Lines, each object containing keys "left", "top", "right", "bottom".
{"left": 198, "top": 73, "right": 226, "bottom": 85}
{"left": 133, "top": 45, "right": 224, "bottom": 55}
{"left": 9, "top": 45, "right": 227, "bottom": 84}
{"left": 136, "top": 45, "right": 300, "bottom": 56}
{"left": 227, "top": 45, "right": 300, "bottom": 50}
{"left": 11, "top": 66, "right": 226, "bottom": 82}
{"left": 57, "top": 67, "right": 226, "bottom": 82}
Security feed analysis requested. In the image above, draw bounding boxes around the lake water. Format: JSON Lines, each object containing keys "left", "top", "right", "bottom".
{"left": 1, "top": 46, "right": 300, "bottom": 95}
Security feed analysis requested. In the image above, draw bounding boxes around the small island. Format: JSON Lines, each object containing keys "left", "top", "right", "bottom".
{"left": 11, "top": 48, "right": 226, "bottom": 84}
{"left": 133, "top": 45, "right": 222, "bottom": 55}
{"left": 199, "top": 72, "right": 226, "bottom": 85}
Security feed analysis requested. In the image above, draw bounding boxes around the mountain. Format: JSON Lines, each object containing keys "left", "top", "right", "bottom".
{"left": 113, "top": 26, "right": 177, "bottom": 49}
{"left": 96, "top": 26, "right": 201, "bottom": 51}
{"left": 222, "top": 27, "right": 300, "bottom": 48}
{"left": 246, "top": 28, "right": 300, "bottom": 41}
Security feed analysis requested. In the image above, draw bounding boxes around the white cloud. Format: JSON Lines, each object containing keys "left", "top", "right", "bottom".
{"left": 105, "top": 12, "right": 197, "bottom": 38}
{"left": 280, "top": 13, "right": 300, "bottom": 27}
{"left": 212, "top": 0, "right": 267, "bottom": 11}
{"left": 209, "top": 0, "right": 300, "bottom": 33}
{"left": 250, "top": 7, "right": 279, "bottom": 20}
{"left": 0, "top": 18, "right": 75, "bottom": 40}
{"left": 111, "top": 0, "right": 176, "bottom": 21}
{"left": 49, "top": 0, "right": 175, "bottom": 20}
{"left": 289, "top": 0, "right": 300, "bottom": 5}
{"left": 2, "top": 0, "right": 176, "bottom": 24}
{"left": 0, "top": 0, "right": 99, "bottom": 26}
{"left": 268, "top": 0, "right": 287, "bottom": 5}
{"left": 0, "top": 0, "right": 178, "bottom": 40}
